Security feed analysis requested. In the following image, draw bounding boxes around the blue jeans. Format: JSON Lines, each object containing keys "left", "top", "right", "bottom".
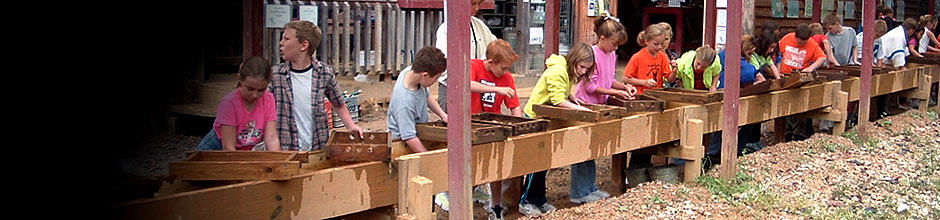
{"left": 196, "top": 128, "right": 222, "bottom": 150}
{"left": 570, "top": 160, "right": 599, "bottom": 198}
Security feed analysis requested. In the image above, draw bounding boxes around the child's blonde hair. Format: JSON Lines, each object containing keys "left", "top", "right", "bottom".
{"left": 642, "top": 24, "right": 669, "bottom": 42}
{"left": 565, "top": 43, "right": 596, "bottom": 83}
{"left": 637, "top": 31, "right": 647, "bottom": 47}
{"left": 657, "top": 22, "right": 673, "bottom": 42}
{"left": 693, "top": 45, "right": 717, "bottom": 66}
{"left": 809, "top": 23, "right": 825, "bottom": 35}
{"left": 874, "top": 20, "right": 889, "bottom": 38}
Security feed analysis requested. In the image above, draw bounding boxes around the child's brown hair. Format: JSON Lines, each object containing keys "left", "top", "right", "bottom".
{"left": 919, "top": 14, "right": 937, "bottom": 27}
{"left": 823, "top": 13, "right": 842, "bottom": 26}
{"left": 284, "top": 21, "right": 322, "bottom": 56}
{"left": 565, "top": 43, "right": 596, "bottom": 83}
{"left": 594, "top": 17, "right": 628, "bottom": 45}
{"left": 486, "top": 39, "right": 520, "bottom": 65}
{"left": 239, "top": 57, "right": 273, "bottom": 82}
{"left": 412, "top": 46, "right": 447, "bottom": 77}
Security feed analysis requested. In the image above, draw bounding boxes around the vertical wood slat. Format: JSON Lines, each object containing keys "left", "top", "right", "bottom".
{"left": 373, "top": 3, "right": 383, "bottom": 75}
{"left": 414, "top": 10, "right": 427, "bottom": 53}
{"left": 342, "top": 2, "right": 352, "bottom": 76}
{"left": 387, "top": 3, "right": 398, "bottom": 76}
{"left": 364, "top": 3, "right": 373, "bottom": 75}
{"left": 318, "top": 2, "right": 329, "bottom": 63}
{"left": 406, "top": 11, "right": 415, "bottom": 67}
{"left": 332, "top": 2, "right": 341, "bottom": 72}
{"left": 397, "top": 7, "right": 404, "bottom": 74}
{"left": 353, "top": 2, "right": 362, "bottom": 76}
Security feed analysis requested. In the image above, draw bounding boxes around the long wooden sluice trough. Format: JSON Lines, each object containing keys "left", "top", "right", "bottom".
{"left": 115, "top": 65, "right": 937, "bottom": 219}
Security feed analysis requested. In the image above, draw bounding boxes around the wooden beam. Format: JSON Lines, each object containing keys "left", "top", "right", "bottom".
{"left": 682, "top": 119, "right": 704, "bottom": 182}
{"left": 545, "top": 0, "right": 560, "bottom": 57}
{"left": 243, "top": 0, "right": 264, "bottom": 58}
{"left": 406, "top": 176, "right": 434, "bottom": 220}
{"left": 117, "top": 161, "right": 398, "bottom": 219}
{"left": 170, "top": 161, "right": 301, "bottom": 181}
{"left": 721, "top": 0, "right": 743, "bottom": 181}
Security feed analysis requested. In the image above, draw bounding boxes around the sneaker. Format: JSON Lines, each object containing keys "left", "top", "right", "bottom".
{"left": 539, "top": 203, "right": 557, "bottom": 213}
{"left": 518, "top": 203, "right": 543, "bottom": 216}
{"left": 434, "top": 192, "right": 449, "bottom": 211}
{"left": 487, "top": 205, "right": 505, "bottom": 220}
{"left": 590, "top": 190, "right": 611, "bottom": 199}
{"left": 473, "top": 185, "right": 491, "bottom": 205}
{"left": 570, "top": 192, "right": 605, "bottom": 204}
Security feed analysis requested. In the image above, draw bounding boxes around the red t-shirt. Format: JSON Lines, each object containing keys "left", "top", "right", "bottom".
{"left": 810, "top": 34, "right": 828, "bottom": 47}
{"left": 624, "top": 48, "right": 673, "bottom": 94}
{"left": 470, "top": 59, "right": 520, "bottom": 114}
{"left": 778, "top": 33, "right": 827, "bottom": 74}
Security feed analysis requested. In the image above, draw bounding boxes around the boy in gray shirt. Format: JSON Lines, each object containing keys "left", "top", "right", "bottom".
{"left": 825, "top": 13, "right": 859, "bottom": 65}
{"left": 387, "top": 47, "right": 448, "bottom": 152}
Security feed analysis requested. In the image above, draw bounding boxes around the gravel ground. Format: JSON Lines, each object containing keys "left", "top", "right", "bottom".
{"left": 505, "top": 110, "right": 939, "bottom": 219}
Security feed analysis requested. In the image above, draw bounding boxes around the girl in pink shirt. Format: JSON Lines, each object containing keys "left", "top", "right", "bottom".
{"left": 569, "top": 16, "right": 636, "bottom": 205}
{"left": 198, "top": 57, "right": 281, "bottom": 151}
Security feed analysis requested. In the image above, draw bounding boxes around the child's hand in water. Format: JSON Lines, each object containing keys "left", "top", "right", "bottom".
{"left": 646, "top": 79, "right": 657, "bottom": 87}
{"left": 616, "top": 90, "right": 635, "bottom": 100}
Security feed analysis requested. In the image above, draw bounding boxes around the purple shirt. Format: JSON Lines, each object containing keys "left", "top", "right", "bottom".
{"left": 576, "top": 45, "right": 618, "bottom": 104}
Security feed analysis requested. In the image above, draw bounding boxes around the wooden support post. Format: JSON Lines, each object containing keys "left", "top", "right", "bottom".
{"left": 859, "top": 0, "right": 876, "bottom": 139}
{"left": 682, "top": 119, "right": 705, "bottom": 182}
{"left": 773, "top": 117, "right": 786, "bottom": 142}
{"left": 832, "top": 91, "right": 849, "bottom": 136}
{"left": 720, "top": 0, "right": 742, "bottom": 181}
{"left": 446, "top": 0, "right": 472, "bottom": 218}
{"left": 407, "top": 176, "right": 434, "bottom": 220}
{"left": 544, "top": 0, "right": 559, "bottom": 57}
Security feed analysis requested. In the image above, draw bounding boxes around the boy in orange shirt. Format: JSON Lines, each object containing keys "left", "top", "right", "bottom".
{"left": 623, "top": 24, "right": 674, "bottom": 94}
{"left": 777, "top": 24, "right": 828, "bottom": 74}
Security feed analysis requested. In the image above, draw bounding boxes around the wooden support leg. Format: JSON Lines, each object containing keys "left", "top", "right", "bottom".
{"left": 832, "top": 91, "right": 849, "bottom": 137}
{"left": 774, "top": 118, "right": 786, "bottom": 142}
{"left": 396, "top": 156, "right": 433, "bottom": 220}
{"left": 407, "top": 176, "right": 434, "bottom": 220}
{"left": 610, "top": 153, "right": 627, "bottom": 194}
{"left": 680, "top": 119, "right": 704, "bottom": 183}
{"left": 918, "top": 75, "right": 932, "bottom": 112}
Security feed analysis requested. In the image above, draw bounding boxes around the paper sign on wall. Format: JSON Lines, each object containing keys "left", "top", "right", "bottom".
{"left": 772, "top": 0, "right": 784, "bottom": 18}
{"left": 804, "top": 0, "right": 813, "bottom": 17}
{"left": 299, "top": 5, "right": 318, "bottom": 23}
{"left": 786, "top": 0, "right": 800, "bottom": 18}
{"left": 530, "top": 27, "right": 543, "bottom": 45}
{"left": 844, "top": 2, "right": 855, "bottom": 19}
{"left": 266, "top": 4, "right": 291, "bottom": 28}
{"left": 717, "top": 0, "right": 727, "bottom": 8}
{"left": 716, "top": 26, "right": 727, "bottom": 45}
{"left": 717, "top": 9, "right": 727, "bottom": 27}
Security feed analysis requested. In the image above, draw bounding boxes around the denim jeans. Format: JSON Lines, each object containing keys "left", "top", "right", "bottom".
{"left": 569, "top": 160, "right": 599, "bottom": 198}
{"left": 196, "top": 128, "right": 222, "bottom": 151}
{"left": 521, "top": 171, "right": 548, "bottom": 206}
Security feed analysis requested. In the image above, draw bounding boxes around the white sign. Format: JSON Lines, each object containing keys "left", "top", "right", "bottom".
{"left": 530, "top": 27, "right": 543, "bottom": 45}
{"left": 717, "top": 9, "right": 727, "bottom": 27}
{"left": 716, "top": 26, "right": 727, "bottom": 45}
{"left": 717, "top": 0, "right": 727, "bottom": 8}
{"left": 299, "top": 5, "right": 318, "bottom": 23}
{"left": 266, "top": 4, "right": 291, "bottom": 28}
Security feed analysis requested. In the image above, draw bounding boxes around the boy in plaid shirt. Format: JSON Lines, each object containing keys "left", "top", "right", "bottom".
{"left": 269, "top": 21, "right": 364, "bottom": 151}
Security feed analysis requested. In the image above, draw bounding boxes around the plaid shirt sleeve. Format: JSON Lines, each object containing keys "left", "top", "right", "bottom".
{"left": 271, "top": 63, "right": 299, "bottom": 151}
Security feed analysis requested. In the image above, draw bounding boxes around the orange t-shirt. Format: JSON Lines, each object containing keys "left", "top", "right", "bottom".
{"left": 624, "top": 48, "right": 673, "bottom": 94}
{"left": 778, "top": 33, "right": 827, "bottom": 74}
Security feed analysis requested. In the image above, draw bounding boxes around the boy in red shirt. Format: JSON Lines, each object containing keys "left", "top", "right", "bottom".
{"left": 469, "top": 39, "right": 522, "bottom": 219}
{"left": 778, "top": 24, "right": 828, "bottom": 74}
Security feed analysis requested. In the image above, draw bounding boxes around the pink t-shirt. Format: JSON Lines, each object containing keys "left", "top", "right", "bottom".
{"left": 214, "top": 89, "right": 277, "bottom": 151}
{"left": 576, "top": 45, "right": 617, "bottom": 104}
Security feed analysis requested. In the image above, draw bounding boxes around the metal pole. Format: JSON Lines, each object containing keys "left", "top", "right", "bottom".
{"left": 720, "top": 0, "right": 742, "bottom": 181}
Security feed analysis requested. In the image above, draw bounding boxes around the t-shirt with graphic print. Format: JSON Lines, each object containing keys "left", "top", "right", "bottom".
{"left": 214, "top": 89, "right": 278, "bottom": 151}
{"left": 623, "top": 47, "right": 673, "bottom": 94}
{"left": 778, "top": 33, "right": 827, "bottom": 74}
{"left": 470, "top": 59, "right": 520, "bottom": 114}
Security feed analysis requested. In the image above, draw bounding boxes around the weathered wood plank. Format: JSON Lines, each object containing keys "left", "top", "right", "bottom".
{"left": 332, "top": 2, "right": 342, "bottom": 71}
{"left": 342, "top": 2, "right": 352, "bottom": 75}
{"left": 170, "top": 161, "right": 301, "bottom": 181}
{"left": 353, "top": 2, "right": 363, "bottom": 75}
{"left": 117, "top": 161, "right": 398, "bottom": 220}
{"left": 318, "top": 2, "right": 328, "bottom": 62}
{"left": 374, "top": 3, "right": 384, "bottom": 75}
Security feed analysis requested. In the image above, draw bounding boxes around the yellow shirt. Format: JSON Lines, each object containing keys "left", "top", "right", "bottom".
{"left": 524, "top": 54, "right": 574, "bottom": 117}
